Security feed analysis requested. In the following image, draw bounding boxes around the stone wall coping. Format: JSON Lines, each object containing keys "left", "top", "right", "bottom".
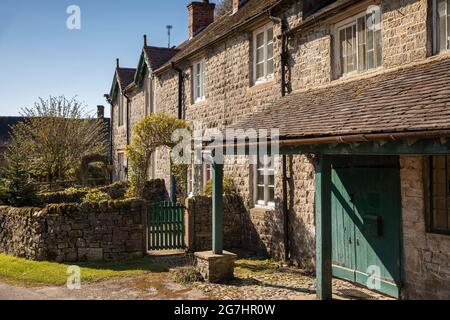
{"left": 0, "top": 199, "right": 147, "bottom": 217}
{"left": 194, "top": 250, "right": 238, "bottom": 260}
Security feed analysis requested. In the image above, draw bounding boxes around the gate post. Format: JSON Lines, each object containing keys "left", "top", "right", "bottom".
{"left": 315, "top": 154, "right": 333, "bottom": 300}
{"left": 212, "top": 160, "right": 224, "bottom": 255}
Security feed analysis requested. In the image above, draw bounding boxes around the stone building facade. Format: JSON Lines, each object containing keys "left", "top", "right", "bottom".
{"left": 108, "top": 0, "right": 450, "bottom": 299}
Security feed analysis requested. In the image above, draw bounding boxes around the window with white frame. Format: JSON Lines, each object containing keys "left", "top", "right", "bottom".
{"left": 203, "top": 162, "right": 212, "bottom": 189}
{"left": 201, "top": 150, "right": 212, "bottom": 191}
{"left": 433, "top": 0, "right": 450, "bottom": 54}
{"left": 144, "top": 76, "right": 155, "bottom": 115}
{"left": 335, "top": 8, "right": 382, "bottom": 77}
{"left": 254, "top": 156, "right": 275, "bottom": 207}
{"left": 253, "top": 23, "right": 274, "bottom": 83}
{"left": 117, "top": 152, "right": 126, "bottom": 181}
{"left": 193, "top": 59, "right": 205, "bottom": 102}
{"left": 118, "top": 95, "right": 124, "bottom": 127}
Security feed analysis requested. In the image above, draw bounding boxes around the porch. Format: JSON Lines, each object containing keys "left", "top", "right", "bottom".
{"left": 205, "top": 57, "right": 450, "bottom": 300}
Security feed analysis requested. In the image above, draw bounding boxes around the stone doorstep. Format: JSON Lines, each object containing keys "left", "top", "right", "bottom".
{"left": 194, "top": 251, "right": 238, "bottom": 283}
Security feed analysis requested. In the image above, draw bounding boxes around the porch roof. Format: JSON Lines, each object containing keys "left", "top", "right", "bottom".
{"left": 231, "top": 56, "right": 450, "bottom": 141}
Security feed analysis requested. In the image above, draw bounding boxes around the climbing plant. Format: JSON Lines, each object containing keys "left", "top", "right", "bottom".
{"left": 126, "top": 113, "right": 190, "bottom": 198}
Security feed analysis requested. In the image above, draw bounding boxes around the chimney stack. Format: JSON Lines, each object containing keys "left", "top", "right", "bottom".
{"left": 233, "top": 0, "right": 247, "bottom": 13}
{"left": 116, "top": 58, "right": 120, "bottom": 69}
{"left": 97, "top": 105, "right": 105, "bottom": 119}
{"left": 143, "top": 34, "right": 147, "bottom": 47}
{"left": 187, "top": 0, "right": 215, "bottom": 38}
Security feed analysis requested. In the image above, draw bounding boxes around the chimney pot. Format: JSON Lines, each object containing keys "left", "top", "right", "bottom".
{"left": 187, "top": 0, "right": 215, "bottom": 38}
{"left": 144, "top": 34, "right": 147, "bottom": 47}
{"left": 97, "top": 105, "right": 105, "bottom": 119}
{"left": 116, "top": 58, "right": 120, "bottom": 68}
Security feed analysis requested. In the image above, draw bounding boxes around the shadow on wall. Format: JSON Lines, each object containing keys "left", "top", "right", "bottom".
{"left": 287, "top": 155, "right": 316, "bottom": 271}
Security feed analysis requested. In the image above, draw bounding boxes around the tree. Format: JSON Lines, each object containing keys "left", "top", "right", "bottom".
{"left": 215, "top": 0, "right": 233, "bottom": 17}
{"left": 0, "top": 143, "right": 37, "bottom": 207}
{"left": 8, "top": 96, "right": 109, "bottom": 183}
{"left": 126, "top": 113, "right": 189, "bottom": 198}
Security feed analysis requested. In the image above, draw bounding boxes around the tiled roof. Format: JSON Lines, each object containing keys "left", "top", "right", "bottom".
{"left": 0, "top": 116, "right": 110, "bottom": 147}
{"left": 116, "top": 68, "right": 136, "bottom": 89}
{"left": 0, "top": 117, "right": 25, "bottom": 143}
{"left": 155, "top": 0, "right": 281, "bottom": 72}
{"left": 231, "top": 57, "right": 450, "bottom": 139}
{"left": 144, "top": 46, "right": 179, "bottom": 71}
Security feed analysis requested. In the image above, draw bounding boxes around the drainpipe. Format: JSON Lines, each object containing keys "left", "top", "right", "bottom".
{"left": 170, "top": 62, "right": 184, "bottom": 202}
{"left": 271, "top": 9, "right": 290, "bottom": 262}
{"left": 171, "top": 62, "right": 184, "bottom": 120}
{"left": 104, "top": 94, "right": 113, "bottom": 184}
{"left": 281, "top": 21, "right": 290, "bottom": 262}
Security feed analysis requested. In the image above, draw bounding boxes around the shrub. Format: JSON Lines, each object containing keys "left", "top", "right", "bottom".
{"left": 204, "top": 177, "right": 236, "bottom": 197}
{"left": 0, "top": 180, "right": 8, "bottom": 205}
{"left": 0, "top": 147, "right": 37, "bottom": 207}
{"left": 81, "top": 191, "right": 111, "bottom": 204}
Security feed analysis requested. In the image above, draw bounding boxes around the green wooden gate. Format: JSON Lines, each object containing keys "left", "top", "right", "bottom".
{"left": 331, "top": 156, "right": 402, "bottom": 298}
{"left": 147, "top": 202, "right": 185, "bottom": 251}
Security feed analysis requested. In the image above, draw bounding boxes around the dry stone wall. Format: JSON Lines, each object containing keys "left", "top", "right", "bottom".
{"left": 0, "top": 199, "right": 147, "bottom": 262}
{"left": 185, "top": 195, "right": 244, "bottom": 252}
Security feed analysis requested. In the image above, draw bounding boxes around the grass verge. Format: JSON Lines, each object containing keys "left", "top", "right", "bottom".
{"left": 0, "top": 253, "right": 167, "bottom": 287}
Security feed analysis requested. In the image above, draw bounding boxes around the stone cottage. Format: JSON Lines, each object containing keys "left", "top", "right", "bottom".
{"left": 107, "top": 0, "right": 450, "bottom": 299}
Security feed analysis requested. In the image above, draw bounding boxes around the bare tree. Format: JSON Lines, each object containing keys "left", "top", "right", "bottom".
{"left": 215, "top": 0, "right": 233, "bottom": 17}
{"left": 8, "top": 96, "right": 109, "bottom": 182}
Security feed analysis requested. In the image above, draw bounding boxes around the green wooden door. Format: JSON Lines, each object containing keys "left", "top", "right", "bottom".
{"left": 331, "top": 156, "right": 402, "bottom": 298}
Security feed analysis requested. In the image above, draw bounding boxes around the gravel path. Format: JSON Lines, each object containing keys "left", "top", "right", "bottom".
{"left": 0, "top": 274, "right": 207, "bottom": 300}
{"left": 195, "top": 263, "right": 392, "bottom": 301}
{"left": 0, "top": 258, "right": 392, "bottom": 301}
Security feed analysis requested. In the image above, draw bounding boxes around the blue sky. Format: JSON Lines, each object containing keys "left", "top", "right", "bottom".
{"left": 0, "top": 0, "right": 193, "bottom": 117}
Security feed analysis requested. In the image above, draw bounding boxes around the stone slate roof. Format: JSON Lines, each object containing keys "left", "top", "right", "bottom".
{"left": 232, "top": 57, "right": 450, "bottom": 139}
{"left": 0, "top": 116, "right": 110, "bottom": 147}
{"left": 0, "top": 117, "right": 25, "bottom": 145}
{"left": 144, "top": 46, "right": 179, "bottom": 71}
{"left": 116, "top": 68, "right": 136, "bottom": 89}
{"left": 154, "top": 0, "right": 282, "bottom": 72}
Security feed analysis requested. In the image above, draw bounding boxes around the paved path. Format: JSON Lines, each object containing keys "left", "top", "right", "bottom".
{"left": 0, "top": 274, "right": 207, "bottom": 300}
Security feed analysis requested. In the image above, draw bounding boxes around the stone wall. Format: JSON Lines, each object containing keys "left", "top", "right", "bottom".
{"left": 0, "top": 199, "right": 147, "bottom": 262}
{"left": 185, "top": 195, "right": 244, "bottom": 252}
{"left": 381, "top": 0, "right": 429, "bottom": 68}
{"left": 400, "top": 156, "right": 450, "bottom": 300}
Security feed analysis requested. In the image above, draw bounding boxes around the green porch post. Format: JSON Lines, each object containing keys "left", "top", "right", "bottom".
{"left": 212, "top": 160, "right": 224, "bottom": 255}
{"left": 315, "top": 154, "right": 333, "bottom": 300}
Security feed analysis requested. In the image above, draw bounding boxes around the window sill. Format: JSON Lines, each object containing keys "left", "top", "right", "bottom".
{"left": 192, "top": 98, "right": 207, "bottom": 106}
{"left": 336, "top": 66, "right": 384, "bottom": 81}
{"left": 332, "top": 66, "right": 384, "bottom": 84}
{"left": 248, "top": 78, "right": 276, "bottom": 92}
{"left": 253, "top": 204, "right": 276, "bottom": 211}
{"left": 426, "top": 230, "right": 450, "bottom": 237}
